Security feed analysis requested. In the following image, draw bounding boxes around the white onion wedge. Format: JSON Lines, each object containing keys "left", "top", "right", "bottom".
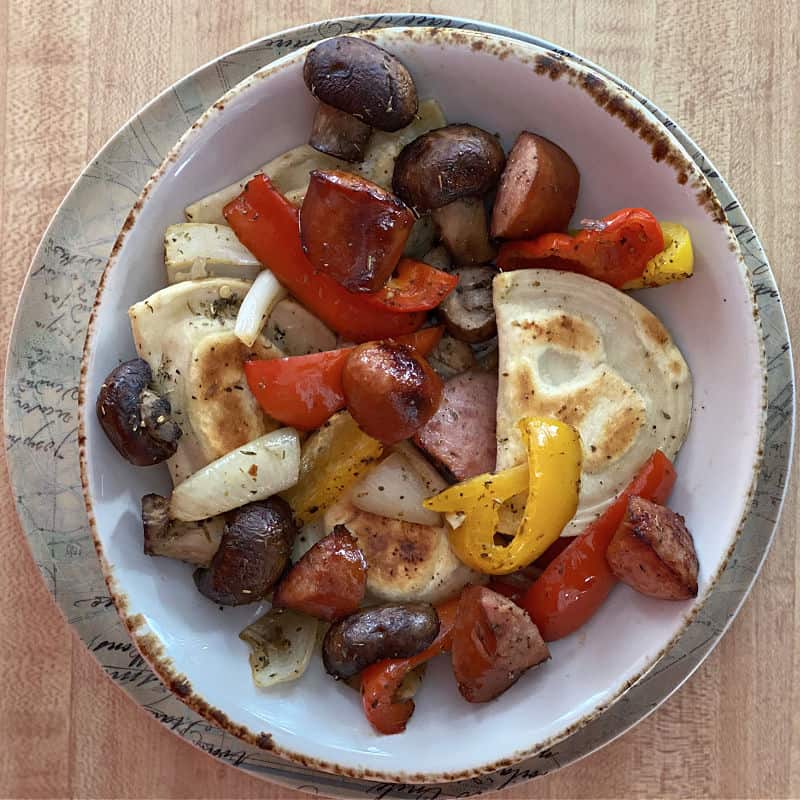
{"left": 234, "top": 269, "right": 287, "bottom": 347}
{"left": 239, "top": 608, "right": 318, "bottom": 688}
{"left": 392, "top": 442, "right": 449, "bottom": 496}
{"left": 169, "top": 428, "right": 300, "bottom": 522}
{"left": 351, "top": 451, "right": 443, "bottom": 527}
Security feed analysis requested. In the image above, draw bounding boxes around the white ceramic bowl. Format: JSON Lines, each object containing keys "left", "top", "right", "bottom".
{"left": 79, "top": 27, "right": 765, "bottom": 782}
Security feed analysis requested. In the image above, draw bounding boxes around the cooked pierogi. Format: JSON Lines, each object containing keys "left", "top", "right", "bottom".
{"left": 494, "top": 269, "right": 691, "bottom": 536}
{"left": 129, "top": 278, "right": 281, "bottom": 484}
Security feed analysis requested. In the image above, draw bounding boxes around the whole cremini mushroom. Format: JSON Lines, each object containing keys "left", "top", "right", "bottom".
{"left": 193, "top": 498, "right": 298, "bottom": 606}
{"left": 392, "top": 124, "right": 506, "bottom": 265}
{"left": 303, "top": 37, "right": 419, "bottom": 162}
{"left": 96, "top": 358, "right": 182, "bottom": 466}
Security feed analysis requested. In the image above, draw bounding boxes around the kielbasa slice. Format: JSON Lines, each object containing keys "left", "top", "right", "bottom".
{"left": 490, "top": 131, "right": 579, "bottom": 240}
{"left": 272, "top": 525, "right": 367, "bottom": 620}
{"left": 606, "top": 496, "right": 699, "bottom": 600}
{"left": 414, "top": 370, "right": 498, "bottom": 480}
{"left": 452, "top": 586, "right": 550, "bottom": 703}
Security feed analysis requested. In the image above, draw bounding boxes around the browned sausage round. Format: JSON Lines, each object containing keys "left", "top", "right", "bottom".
{"left": 452, "top": 586, "right": 550, "bottom": 703}
{"left": 342, "top": 342, "right": 443, "bottom": 445}
{"left": 490, "top": 131, "right": 579, "bottom": 240}
{"left": 193, "top": 498, "right": 297, "bottom": 606}
{"left": 606, "top": 496, "right": 699, "bottom": 600}
{"left": 322, "top": 603, "right": 440, "bottom": 679}
{"left": 414, "top": 370, "right": 498, "bottom": 481}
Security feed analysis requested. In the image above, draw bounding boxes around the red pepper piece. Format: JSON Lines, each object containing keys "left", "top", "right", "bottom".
{"left": 496, "top": 207, "right": 665, "bottom": 288}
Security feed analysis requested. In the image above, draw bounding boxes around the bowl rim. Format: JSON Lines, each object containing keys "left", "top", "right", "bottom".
{"left": 6, "top": 15, "right": 794, "bottom": 792}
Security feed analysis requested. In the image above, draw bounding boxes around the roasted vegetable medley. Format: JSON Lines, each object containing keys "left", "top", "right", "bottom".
{"left": 97, "top": 35, "right": 699, "bottom": 735}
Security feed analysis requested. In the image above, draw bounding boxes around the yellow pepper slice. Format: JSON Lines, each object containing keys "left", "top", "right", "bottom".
{"left": 424, "top": 417, "right": 582, "bottom": 575}
{"left": 623, "top": 222, "right": 694, "bottom": 289}
{"left": 282, "top": 410, "right": 383, "bottom": 524}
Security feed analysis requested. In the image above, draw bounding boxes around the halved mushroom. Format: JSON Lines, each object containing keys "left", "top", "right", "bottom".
{"left": 438, "top": 267, "right": 497, "bottom": 343}
{"left": 142, "top": 493, "right": 223, "bottom": 567}
{"left": 393, "top": 125, "right": 506, "bottom": 265}
{"left": 303, "top": 37, "right": 418, "bottom": 162}
{"left": 96, "top": 358, "right": 182, "bottom": 466}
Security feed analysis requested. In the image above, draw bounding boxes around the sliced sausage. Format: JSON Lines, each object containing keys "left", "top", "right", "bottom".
{"left": 193, "top": 498, "right": 296, "bottom": 606}
{"left": 343, "top": 342, "right": 443, "bottom": 444}
{"left": 452, "top": 586, "right": 550, "bottom": 703}
{"left": 272, "top": 525, "right": 367, "bottom": 621}
{"left": 490, "top": 132, "right": 580, "bottom": 240}
{"left": 300, "top": 170, "right": 414, "bottom": 291}
{"left": 414, "top": 370, "right": 498, "bottom": 480}
{"left": 322, "top": 603, "right": 440, "bottom": 679}
{"left": 606, "top": 496, "right": 699, "bottom": 600}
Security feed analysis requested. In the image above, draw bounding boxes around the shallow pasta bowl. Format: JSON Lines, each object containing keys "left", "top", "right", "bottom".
{"left": 79, "top": 25, "right": 767, "bottom": 782}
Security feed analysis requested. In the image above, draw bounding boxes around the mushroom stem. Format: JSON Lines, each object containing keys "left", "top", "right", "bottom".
{"left": 431, "top": 197, "right": 496, "bottom": 265}
{"left": 309, "top": 102, "right": 372, "bottom": 163}
{"left": 142, "top": 494, "right": 224, "bottom": 567}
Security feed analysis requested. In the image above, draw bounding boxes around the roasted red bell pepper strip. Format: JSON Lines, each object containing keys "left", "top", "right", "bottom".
{"left": 363, "top": 258, "right": 459, "bottom": 312}
{"left": 521, "top": 450, "right": 677, "bottom": 641}
{"left": 360, "top": 595, "right": 459, "bottom": 735}
{"left": 496, "top": 208, "right": 665, "bottom": 289}
{"left": 223, "top": 174, "right": 425, "bottom": 341}
{"left": 244, "top": 326, "right": 444, "bottom": 430}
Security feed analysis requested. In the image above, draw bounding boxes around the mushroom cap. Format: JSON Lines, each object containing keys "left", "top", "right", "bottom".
{"left": 392, "top": 124, "right": 506, "bottom": 210}
{"left": 303, "top": 37, "right": 418, "bottom": 132}
{"left": 95, "top": 358, "right": 181, "bottom": 466}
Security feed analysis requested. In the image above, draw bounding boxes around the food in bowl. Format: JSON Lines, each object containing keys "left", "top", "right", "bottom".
{"left": 94, "top": 36, "right": 701, "bottom": 736}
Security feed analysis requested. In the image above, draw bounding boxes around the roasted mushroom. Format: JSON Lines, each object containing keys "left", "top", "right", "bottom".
{"left": 421, "top": 244, "right": 453, "bottom": 272}
{"left": 303, "top": 37, "right": 418, "bottom": 162}
{"left": 393, "top": 125, "right": 506, "bottom": 264}
{"left": 309, "top": 102, "right": 373, "bottom": 162}
{"left": 96, "top": 358, "right": 181, "bottom": 466}
{"left": 439, "top": 267, "right": 497, "bottom": 342}
{"left": 322, "top": 603, "right": 440, "bottom": 680}
{"left": 142, "top": 494, "right": 223, "bottom": 567}
{"left": 193, "top": 498, "right": 297, "bottom": 606}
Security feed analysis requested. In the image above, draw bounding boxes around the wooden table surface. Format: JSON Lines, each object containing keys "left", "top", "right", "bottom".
{"left": 1, "top": 1, "right": 797, "bottom": 798}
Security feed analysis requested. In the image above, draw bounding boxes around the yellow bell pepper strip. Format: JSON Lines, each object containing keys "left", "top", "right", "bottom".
{"left": 424, "top": 417, "right": 582, "bottom": 575}
{"left": 622, "top": 222, "right": 694, "bottom": 289}
{"left": 281, "top": 411, "right": 383, "bottom": 524}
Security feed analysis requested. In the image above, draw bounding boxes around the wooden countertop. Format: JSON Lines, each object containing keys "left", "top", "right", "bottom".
{"left": 1, "top": 1, "right": 797, "bottom": 797}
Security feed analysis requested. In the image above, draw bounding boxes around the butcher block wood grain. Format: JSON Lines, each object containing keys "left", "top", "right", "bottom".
{"left": 1, "top": 0, "right": 797, "bottom": 797}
